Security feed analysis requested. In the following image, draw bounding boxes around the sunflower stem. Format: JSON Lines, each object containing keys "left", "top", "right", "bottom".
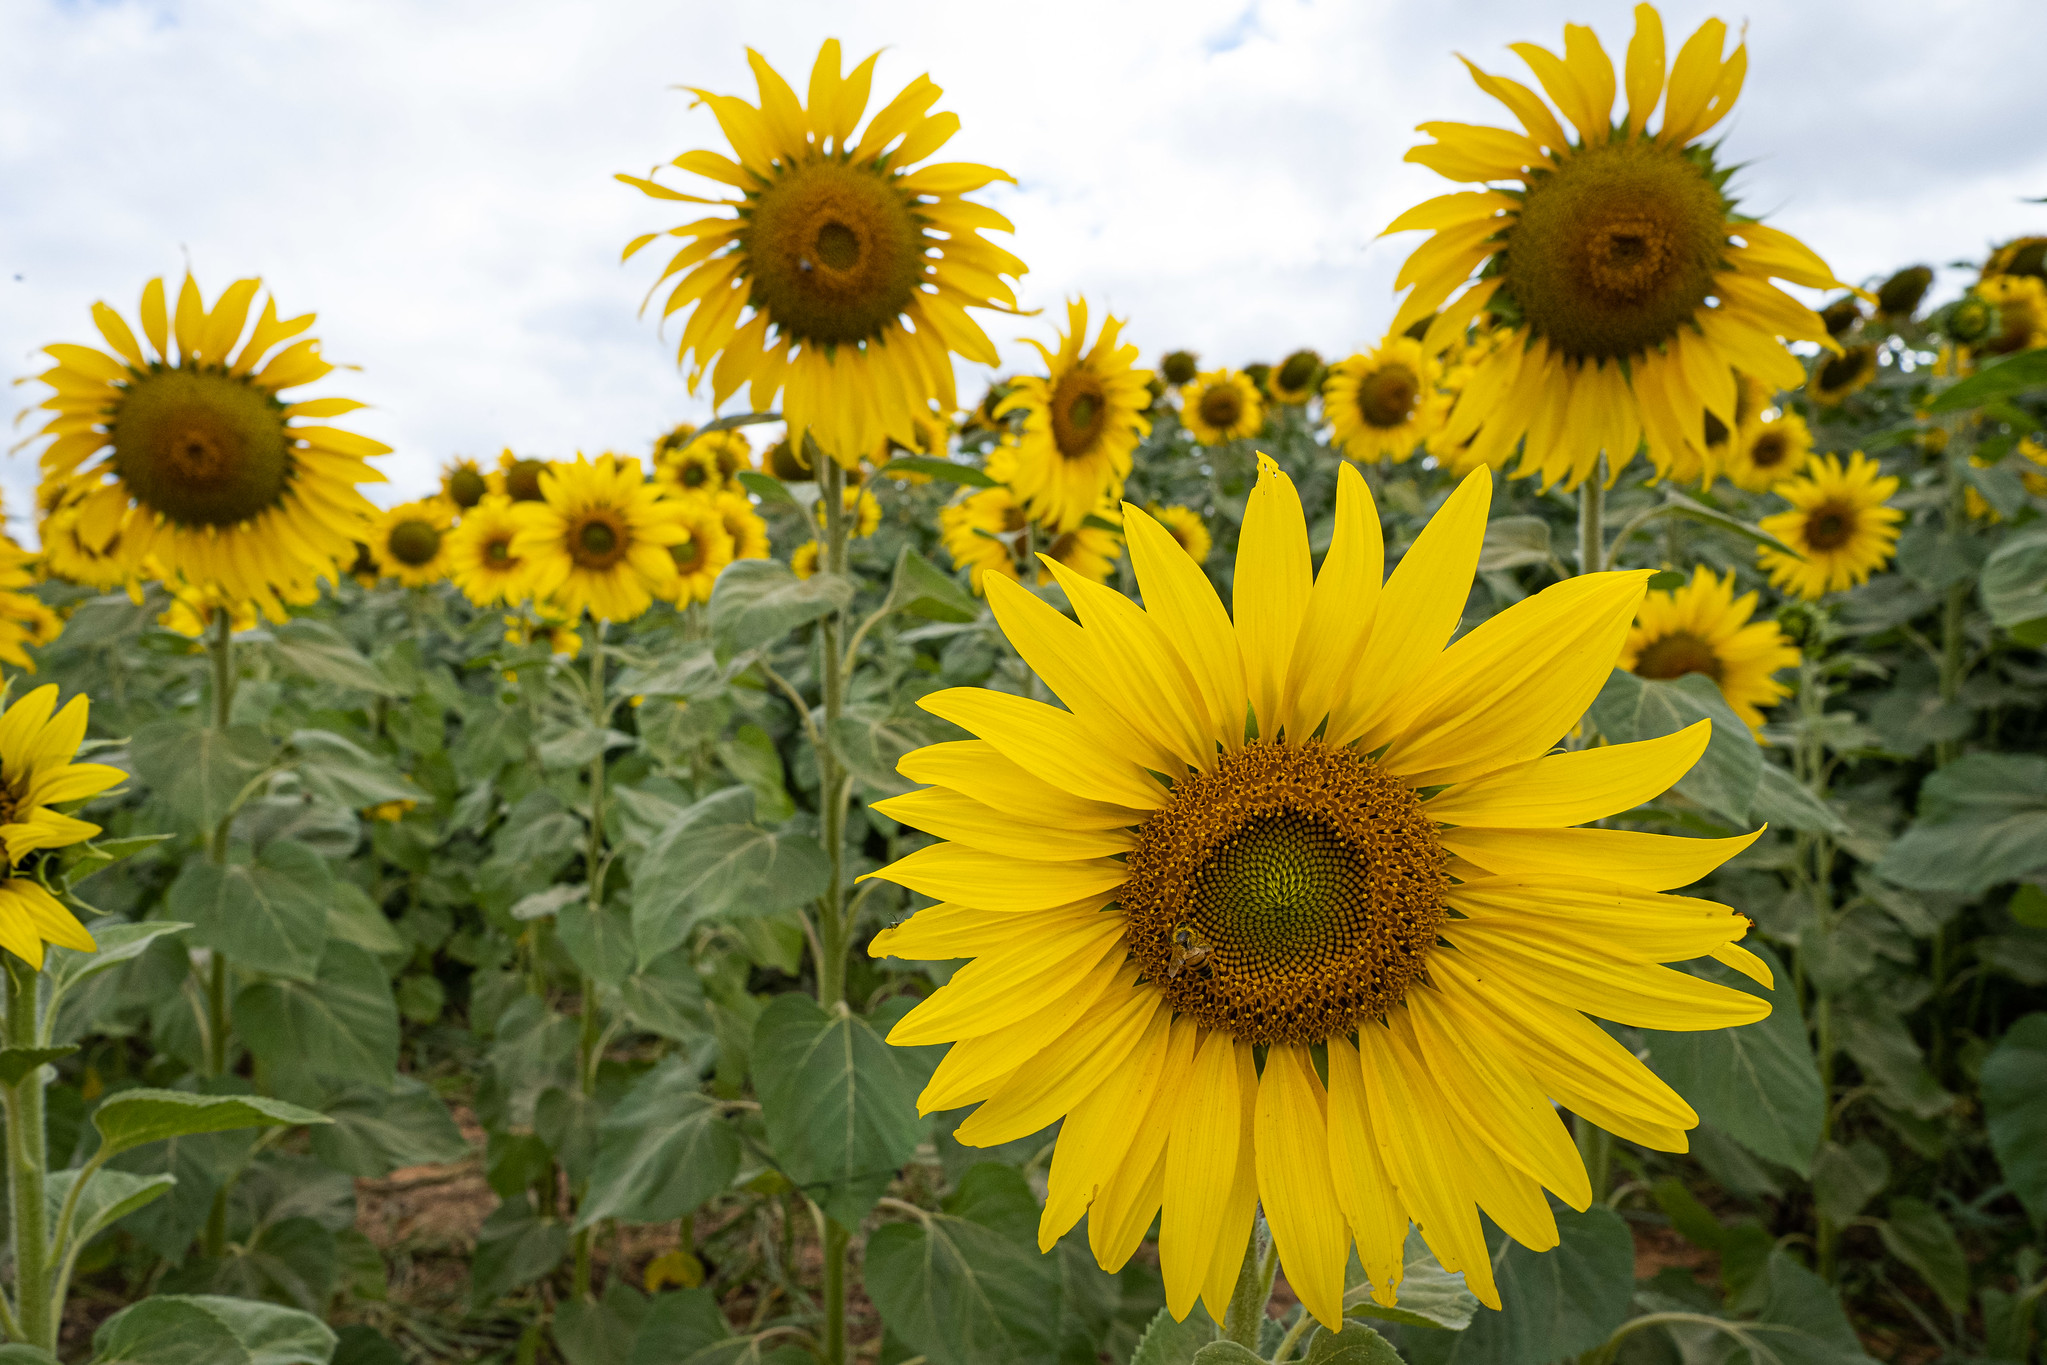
{"left": 1577, "top": 454, "right": 1606, "bottom": 574}
{"left": 204, "top": 611, "right": 236, "bottom": 1078}
{"left": 1222, "top": 1223, "right": 1275, "bottom": 1350}
{"left": 819, "top": 1215, "right": 850, "bottom": 1365}
{"left": 814, "top": 450, "right": 851, "bottom": 1009}
{"left": 1935, "top": 414, "right": 1971, "bottom": 767}
{"left": 571, "top": 622, "right": 609, "bottom": 1301}
{"left": 3, "top": 956, "right": 53, "bottom": 1353}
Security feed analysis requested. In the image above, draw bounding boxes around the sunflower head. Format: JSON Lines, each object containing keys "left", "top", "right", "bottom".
{"left": 1268, "top": 350, "right": 1325, "bottom": 404}
{"left": 442, "top": 458, "right": 489, "bottom": 510}
{"left": 1148, "top": 503, "right": 1213, "bottom": 564}
{"left": 938, "top": 485, "right": 1027, "bottom": 594}
{"left": 653, "top": 423, "right": 698, "bottom": 464}
{"left": 1986, "top": 236, "right": 2047, "bottom": 283}
{"left": 1620, "top": 566, "right": 1799, "bottom": 731}
{"left": 997, "top": 299, "right": 1154, "bottom": 533}
{"left": 504, "top": 608, "right": 583, "bottom": 659}
{"left": 510, "top": 456, "right": 686, "bottom": 623}
{"left": 1875, "top": 266, "right": 1934, "bottom": 321}
{"left": 1809, "top": 344, "right": 1878, "bottom": 406}
{"left": 493, "top": 452, "right": 553, "bottom": 503}
{"left": 1722, "top": 411, "right": 1812, "bottom": 492}
{"left": 665, "top": 496, "right": 738, "bottom": 605}
{"left": 0, "top": 685, "right": 127, "bottom": 966}
{"left": 1326, "top": 338, "right": 1448, "bottom": 467}
{"left": 814, "top": 486, "right": 882, "bottom": 539}
{"left": 1819, "top": 296, "right": 1864, "bottom": 338}
{"left": 1979, "top": 275, "right": 2047, "bottom": 354}
{"left": 790, "top": 540, "right": 822, "bottom": 580}
{"left": 448, "top": 495, "right": 532, "bottom": 608}
{"left": 1758, "top": 451, "right": 1902, "bottom": 599}
{"left": 1180, "top": 369, "right": 1266, "bottom": 447}
{"left": 369, "top": 500, "right": 455, "bottom": 589}
{"left": 1160, "top": 350, "right": 1200, "bottom": 387}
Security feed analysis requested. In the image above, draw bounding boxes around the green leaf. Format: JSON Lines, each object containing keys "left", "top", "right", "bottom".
{"left": 1981, "top": 528, "right": 2047, "bottom": 634}
{"left": 264, "top": 618, "right": 403, "bottom": 696}
{"left": 756, "top": 994, "right": 922, "bottom": 1229}
{"left": 56, "top": 833, "right": 174, "bottom": 887}
{"left": 1400, "top": 1206, "right": 1631, "bottom": 1365}
{"left": 90, "top": 1293, "right": 337, "bottom": 1365}
{"left": 2013, "top": 884, "right": 2047, "bottom": 929}
{"left": 0, "top": 1346, "right": 58, "bottom": 1363}
{"left": 1877, "top": 753, "right": 2047, "bottom": 894}
{"left": 1875, "top": 1196, "right": 1969, "bottom": 1313}
{"left": 877, "top": 457, "right": 998, "bottom": 487}
{"left": 574, "top": 1058, "right": 740, "bottom": 1229}
{"left": 330, "top": 1326, "right": 403, "bottom": 1365}
{"left": 884, "top": 547, "right": 979, "bottom": 623}
{"left": 0, "top": 1045, "right": 76, "bottom": 1086}
{"left": 45, "top": 921, "right": 190, "bottom": 998}
{"left": 93, "top": 1089, "right": 330, "bottom": 1161}
{"left": 1640, "top": 946, "right": 1822, "bottom": 1176}
{"left": 716, "top": 724, "right": 795, "bottom": 824}
{"left": 1966, "top": 459, "right": 2030, "bottom": 518}
{"left": 735, "top": 470, "right": 798, "bottom": 506}
{"left": 326, "top": 883, "right": 406, "bottom": 958}
{"left": 1129, "top": 1307, "right": 1215, "bottom": 1365}
{"left": 625, "top": 1287, "right": 732, "bottom": 1364}
{"left": 129, "top": 720, "right": 273, "bottom": 833}
{"left": 1189, "top": 1345, "right": 1264, "bottom": 1364}
{"left": 1982, "top": 1012, "right": 2047, "bottom": 1226}
{"left": 1589, "top": 670, "right": 1759, "bottom": 824}
{"left": 1747, "top": 761, "right": 1851, "bottom": 837}
{"left": 169, "top": 840, "right": 333, "bottom": 982}
{"left": 1476, "top": 516, "right": 1552, "bottom": 572}
{"left": 289, "top": 729, "right": 416, "bottom": 808}
{"left": 1721, "top": 1251, "right": 1879, "bottom": 1364}
{"left": 1925, "top": 346, "right": 2047, "bottom": 412}
{"left": 1345, "top": 1229, "right": 1479, "bottom": 1330}
{"left": 1656, "top": 491, "right": 1802, "bottom": 555}
{"left": 558, "top": 897, "right": 639, "bottom": 986}
{"left": 310, "top": 1078, "right": 469, "bottom": 1178}
{"left": 234, "top": 942, "right": 400, "bottom": 1087}
{"left": 632, "top": 790, "right": 829, "bottom": 967}
{"left": 47, "top": 1167, "right": 177, "bottom": 1253}
{"left": 555, "top": 1281, "right": 650, "bottom": 1365}
{"left": 1303, "top": 1321, "right": 1403, "bottom": 1364}
{"left": 828, "top": 706, "right": 958, "bottom": 797}
{"left": 1811, "top": 1139, "right": 1890, "bottom": 1228}
{"left": 616, "top": 947, "right": 711, "bottom": 1044}
{"left": 707, "top": 559, "right": 855, "bottom": 664}
{"left": 470, "top": 1199, "right": 569, "bottom": 1308}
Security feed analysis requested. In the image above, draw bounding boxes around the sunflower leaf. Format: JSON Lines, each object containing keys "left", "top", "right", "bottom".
{"left": 1981, "top": 1012, "right": 2047, "bottom": 1227}
{"left": 707, "top": 559, "right": 855, "bottom": 663}
{"left": 883, "top": 547, "right": 979, "bottom": 624}
{"left": 1656, "top": 491, "right": 1802, "bottom": 557}
{"left": 877, "top": 457, "right": 998, "bottom": 487}
{"left": 1925, "top": 347, "right": 2047, "bottom": 413}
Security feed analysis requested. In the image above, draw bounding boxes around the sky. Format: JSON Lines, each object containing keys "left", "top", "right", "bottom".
{"left": 4, "top": 0, "right": 2045, "bottom": 533}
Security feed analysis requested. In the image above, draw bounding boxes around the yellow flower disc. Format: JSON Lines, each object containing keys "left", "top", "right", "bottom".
{"left": 1757, "top": 451, "right": 1902, "bottom": 599}
{"left": 1619, "top": 566, "right": 1800, "bottom": 730}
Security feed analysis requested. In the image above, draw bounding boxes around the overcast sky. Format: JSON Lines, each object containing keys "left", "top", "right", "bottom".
{"left": 5, "top": 0, "right": 2045, "bottom": 533}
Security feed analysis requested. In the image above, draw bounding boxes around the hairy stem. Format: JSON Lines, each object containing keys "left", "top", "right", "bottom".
{"left": 5, "top": 958, "right": 52, "bottom": 1352}
{"left": 204, "top": 612, "right": 236, "bottom": 1079}
{"left": 816, "top": 455, "right": 851, "bottom": 1007}
{"left": 572, "top": 622, "right": 609, "bottom": 1299}
{"left": 1577, "top": 455, "right": 1606, "bottom": 574}
{"left": 1223, "top": 1225, "right": 1276, "bottom": 1349}
{"left": 820, "top": 1216, "right": 850, "bottom": 1365}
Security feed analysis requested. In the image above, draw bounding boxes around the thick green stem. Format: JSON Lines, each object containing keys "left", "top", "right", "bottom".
{"left": 820, "top": 1217, "right": 850, "bottom": 1365}
{"left": 1222, "top": 1227, "right": 1275, "bottom": 1349}
{"left": 1935, "top": 415, "right": 1970, "bottom": 767}
{"left": 5, "top": 958, "right": 53, "bottom": 1352}
{"left": 204, "top": 613, "right": 236, "bottom": 1078}
{"left": 815, "top": 457, "right": 851, "bottom": 1007}
{"left": 572, "top": 624, "right": 609, "bottom": 1300}
{"left": 1577, "top": 455, "right": 1606, "bottom": 575}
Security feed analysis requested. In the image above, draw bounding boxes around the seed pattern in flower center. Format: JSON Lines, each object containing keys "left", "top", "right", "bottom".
{"left": 1634, "top": 630, "right": 1724, "bottom": 683}
{"left": 109, "top": 368, "right": 292, "bottom": 529}
{"left": 1359, "top": 365, "right": 1420, "bottom": 428}
{"left": 1805, "top": 502, "right": 1856, "bottom": 551}
{"left": 1198, "top": 386, "right": 1244, "bottom": 432}
{"left": 745, "top": 160, "right": 927, "bottom": 346}
{"left": 571, "top": 513, "right": 628, "bottom": 569}
{"left": 1050, "top": 370, "right": 1109, "bottom": 458}
{"left": 388, "top": 520, "right": 442, "bottom": 566}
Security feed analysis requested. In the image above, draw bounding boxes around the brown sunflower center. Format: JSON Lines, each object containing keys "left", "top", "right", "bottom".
{"left": 1749, "top": 429, "right": 1792, "bottom": 471}
{"left": 109, "top": 368, "right": 292, "bottom": 529}
{"left": 388, "top": 519, "right": 442, "bottom": 566}
{"left": 680, "top": 460, "right": 712, "bottom": 490}
{"left": 1121, "top": 742, "right": 1446, "bottom": 1046}
{"left": 745, "top": 159, "right": 926, "bottom": 346}
{"left": 1816, "top": 347, "right": 1874, "bottom": 395}
{"left": 504, "top": 459, "right": 549, "bottom": 502}
{"left": 1359, "top": 365, "right": 1420, "bottom": 428}
{"left": 1805, "top": 501, "right": 1857, "bottom": 551}
{"left": 1276, "top": 350, "right": 1321, "bottom": 393}
{"left": 1161, "top": 351, "right": 1198, "bottom": 386}
{"left": 447, "top": 467, "right": 487, "bottom": 509}
{"left": 1051, "top": 370, "right": 1109, "bottom": 458}
{"left": 1634, "top": 631, "right": 1724, "bottom": 683}
{"left": 1198, "top": 384, "right": 1244, "bottom": 432}
{"left": 768, "top": 440, "right": 812, "bottom": 480}
{"left": 572, "top": 513, "right": 627, "bottom": 569}
{"left": 672, "top": 530, "right": 703, "bottom": 574}
{"left": 1506, "top": 138, "right": 1727, "bottom": 363}
{"left": 485, "top": 534, "right": 515, "bottom": 567}
{"left": 1000, "top": 506, "right": 1027, "bottom": 534}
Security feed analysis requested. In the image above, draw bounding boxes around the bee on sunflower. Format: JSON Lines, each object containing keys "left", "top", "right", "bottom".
{"left": 1757, "top": 452, "right": 1902, "bottom": 599}
{"left": 1386, "top": 5, "right": 1854, "bottom": 489}
{"left": 998, "top": 300, "right": 1153, "bottom": 533}
{"left": 368, "top": 500, "right": 456, "bottom": 589}
{"left": 511, "top": 455, "right": 687, "bottom": 623}
{"left": 1324, "top": 337, "right": 1449, "bottom": 465}
{"left": 1620, "top": 566, "right": 1800, "bottom": 732}
{"left": 1179, "top": 369, "right": 1265, "bottom": 447}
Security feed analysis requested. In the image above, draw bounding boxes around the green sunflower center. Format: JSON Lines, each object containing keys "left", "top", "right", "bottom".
{"left": 1359, "top": 364, "right": 1420, "bottom": 429}
{"left": 572, "top": 514, "right": 626, "bottom": 569}
{"left": 109, "top": 368, "right": 291, "bottom": 529}
{"left": 1805, "top": 501, "right": 1856, "bottom": 551}
{"left": 1051, "top": 370, "right": 1109, "bottom": 458}
{"left": 504, "top": 459, "right": 549, "bottom": 502}
{"left": 1197, "top": 384, "right": 1244, "bottom": 433}
{"left": 1635, "top": 630, "right": 1724, "bottom": 683}
{"left": 680, "top": 461, "right": 711, "bottom": 489}
{"left": 447, "top": 467, "right": 487, "bottom": 509}
{"left": 746, "top": 159, "right": 926, "bottom": 346}
{"left": 1122, "top": 742, "right": 1446, "bottom": 1046}
{"left": 672, "top": 531, "right": 703, "bottom": 574}
{"left": 388, "top": 519, "right": 442, "bottom": 566}
{"left": 485, "top": 534, "right": 515, "bottom": 567}
{"left": 1506, "top": 138, "right": 1727, "bottom": 363}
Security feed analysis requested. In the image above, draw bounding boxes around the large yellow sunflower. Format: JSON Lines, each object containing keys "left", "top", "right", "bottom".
{"left": 447, "top": 496, "right": 532, "bottom": 607}
{"left": 1619, "top": 566, "right": 1799, "bottom": 731}
{"left": 511, "top": 456, "right": 686, "bottom": 622}
{"left": 1387, "top": 6, "right": 1851, "bottom": 489}
{"left": 1325, "top": 337, "right": 1449, "bottom": 465}
{"left": 1757, "top": 451, "right": 1901, "bottom": 599}
{"left": 0, "top": 685, "right": 125, "bottom": 966}
{"left": 1721, "top": 410, "right": 1811, "bottom": 492}
{"left": 999, "top": 299, "right": 1153, "bottom": 533}
{"left": 939, "top": 486, "right": 1026, "bottom": 595}
{"left": 368, "top": 499, "right": 455, "bottom": 589}
{"left": 24, "top": 274, "right": 389, "bottom": 617}
{"left": 622, "top": 40, "right": 1027, "bottom": 466}
{"left": 1179, "top": 369, "right": 1264, "bottom": 446}
{"left": 665, "top": 496, "right": 737, "bottom": 605}
{"left": 867, "top": 456, "right": 1768, "bottom": 1324}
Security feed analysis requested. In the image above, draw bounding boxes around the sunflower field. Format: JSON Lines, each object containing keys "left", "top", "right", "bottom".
{"left": 4, "top": 7, "right": 2047, "bottom": 1364}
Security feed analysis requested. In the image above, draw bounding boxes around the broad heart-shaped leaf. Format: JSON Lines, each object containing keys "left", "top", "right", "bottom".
{"left": 884, "top": 546, "right": 979, "bottom": 623}
{"left": 93, "top": 1089, "right": 330, "bottom": 1160}
{"left": 1398, "top": 1206, "right": 1631, "bottom": 1365}
{"left": 1747, "top": 761, "right": 1851, "bottom": 837}
{"left": 1190, "top": 1346, "right": 1264, "bottom": 1364}
{"left": 862, "top": 1166, "right": 1063, "bottom": 1365}
{"left": 554, "top": 1281, "right": 650, "bottom": 1365}
{"left": 1876, "top": 753, "right": 2047, "bottom": 894}
{"left": 288, "top": 728, "right": 416, "bottom": 808}
{"left": 129, "top": 719, "right": 273, "bottom": 834}
{"left": 45, "top": 921, "right": 190, "bottom": 997}
{"left": 1926, "top": 345, "right": 2047, "bottom": 412}
{"left": 1476, "top": 515, "right": 1552, "bottom": 572}
{"left": 1718, "top": 1251, "right": 1879, "bottom": 1365}
{"left": 1982, "top": 528, "right": 2047, "bottom": 638}
{"left": 1129, "top": 1306, "right": 1216, "bottom": 1365}
{"left": 234, "top": 942, "right": 400, "bottom": 1087}
{"left": 707, "top": 559, "right": 855, "bottom": 663}
{"left": 1303, "top": 1322, "right": 1404, "bottom": 1364}
{"left": 736, "top": 469, "right": 799, "bottom": 506}
{"left": 0, "top": 1045, "right": 76, "bottom": 1086}
{"left": 90, "top": 1292, "right": 336, "bottom": 1365}
{"left": 1875, "top": 1196, "right": 1969, "bottom": 1313}
{"left": 755, "top": 994, "right": 923, "bottom": 1229}
{"left": 632, "top": 788, "right": 829, "bottom": 968}
{"left": 625, "top": 1287, "right": 734, "bottom": 1364}
{"left": 574, "top": 1058, "right": 740, "bottom": 1229}
{"left": 558, "top": 897, "right": 639, "bottom": 986}
{"left": 1346, "top": 1228, "right": 1479, "bottom": 1330}
{"left": 309, "top": 1077, "right": 469, "bottom": 1178}
{"left": 1982, "top": 1012, "right": 2047, "bottom": 1226}
{"left": 470, "top": 1198, "right": 570, "bottom": 1308}
{"left": 263, "top": 617, "right": 403, "bottom": 696}
{"left": 54, "top": 833, "right": 173, "bottom": 888}
{"left": 716, "top": 724, "right": 795, "bottom": 824}
{"left": 1588, "top": 670, "right": 1760, "bottom": 825}
{"left": 1640, "top": 945, "right": 1823, "bottom": 1177}
{"left": 169, "top": 839, "right": 333, "bottom": 982}
{"left": 46, "top": 1167, "right": 176, "bottom": 1252}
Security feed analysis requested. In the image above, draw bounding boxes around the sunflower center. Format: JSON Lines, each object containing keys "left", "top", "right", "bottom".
{"left": 680, "top": 461, "right": 711, "bottom": 489}
{"left": 1634, "top": 630, "right": 1724, "bottom": 683}
{"left": 1050, "top": 371, "right": 1109, "bottom": 458}
{"left": 485, "top": 534, "right": 515, "bottom": 566}
{"left": 1749, "top": 429, "right": 1791, "bottom": 471}
{"left": 1122, "top": 742, "right": 1446, "bottom": 1047}
{"left": 1805, "top": 501, "right": 1857, "bottom": 551}
{"left": 746, "top": 160, "right": 926, "bottom": 346}
{"left": 1000, "top": 506, "right": 1027, "bottom": 534}
{"left": 109, "top": 368, "right": 292, "bottom": 529}
{"left": 389, "top": 519, "right": 442, "bottom": 566}
{"left": 1506, "top": 139, "right": 1726, "bottom": 363}
{"left": 1198, "top": 385, "right": 1244, "bottom": 432}
{"left": 448, "top": 467, "right": 487, "bottom": 508}
{"left": 1816, "top": 348, "right": 1872, "bottom": 393}
{"left": 1359, "top": 365, "right": 1420, "bottom": 428}
{"left": 672, "top": 531, "right": 703, "bottom": 574}
{"left": 572, "top": 514, "right": 627, "bottom": 569}
{"left": 1276, "top": 351, "right": 1320, "bottom": 393}
{"left": 505, "top": 459, "right": 548, "bottom": 502}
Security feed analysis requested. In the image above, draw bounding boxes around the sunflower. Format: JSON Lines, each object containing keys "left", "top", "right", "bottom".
{"left": 1874, "top": 266, "right": 1933, "bottom": 322}
{"left": 1038, "top": 512, "right": 1123, "bottom": 586}
{"left": 1978, "top": 275, "right": 2047, "bottom": 355}
{"left": 622, "top": 40, "right": 1027, "bottom": 467}
{"left": 764, "top": 439, "right": 813, "bottom": 481}
{"left": 867, "top": 456, "right": 1765, "bottom": 1323}
{"left": 1757, "top": 451, "right": 1902, "bottom": 599}
{"left": 504, "top": 607, "right": 583, "bottom": 659}
{"left": 1701, "top": 371, "right": 1770, "bottom": 473}
{"left": 1180, "top": 370, "right": 1264, "bottom": 446}
{"left": 815, "top": 486, "right": 882, "bottom": 538}
{"left": 656, "top": 438, "right": 727, "bottom": 496}
{"left": 666, "top": 497, "right": 737, "bottom": 605}
{"left": 2021, "top": 437, "right": 2047, "bottom": 499}
{"left": 939, "top": 487, "right": 1026, "bottom": 594}
{"left": 156, "top": 582, "right": 260, "bottom": 640}
{"left": 1619, "top": 566, "right": 1798, "bottom": 731}
{"left": 24, "top": 274, "right": 388, "bottom": 618}
{"left": 998, "top": 300, "right": 1154, "bottom": 533}
{"left": 441, "top": 458, "right": 489, "bottom": 510}
{"left": 492, "top": 450, "right": 552, "bottom": 503}
{"left": 0, "top": 685, "right": 124, "bottom": 966}
{"left": 1808, "top": 344, "right": 1878, "bottom": 407}
{"left": 1387, "top": 7, "right": 1851, "bottom": 490}
{"left": 0, "top": 544, "right": 61, "bottom": 669}
{"left": 1721, "top": 411, "right": 1812, "bottom": 492}
{"left": 447, "top": 496, "right": 533, "bottom": 607}
{"left": 712, "top": 490, "right": 771, "bottom": 560}
{"left": 368, "top": 499, "right": 455, "bottom": 589}
{"left": 37, "top": 494, "right": 130, "bottom": 591}
{"left": 1160, "top": 351, "right": 1200, "bottom": 388}
{"left": 1149, "top": 504, "right": 1212, "bottom": 564}
{"left": 1268, "top": 350, "right": 1325, "bottom": 405}
{"left": 790, "top": 540, "right": 822, "bottom": 579}
{"left": 511, "top": 455, "right": 686, "bottom": 622}
{"left": 1325, "top": 338, "right": 1448, "bottom": 465}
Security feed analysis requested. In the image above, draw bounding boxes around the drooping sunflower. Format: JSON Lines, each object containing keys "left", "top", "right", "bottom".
{"left": 622, "top": 40, "right": 1027, "bottom": 466}
{"left": 1757, "top": 451, "right": 1901, "bottom": 599}
{"left": 1180, "top": 369, "right": 1264, "bottom": 446}
{"left": 815, "top": 486, "right": 882, "bottom": 538}
{"left": 712, "top": 490, "right": 771, "bottom": 560}
{"left": 36, "top": 494, "right": 130, "bottom": 591}
{"left": 1159, "top": 350, "right": 1200, "bottom": 388}
{"left": 0, "top": 544, "right": 61, "bottom": 669}
{"left": 867, "top": 456, "right": 1769, "bottom": 1323}
{"left": 1721, "top": 411, "right": 1812, "bottom": 492}
{"left": 1387, "top": 6, "right": 1852, "bottom": 489}
{"left": 1978, "top": 274, "right": 2047, "bottom": 355}
{"left": 1808, "top": 344, "right": 1878, "bottom": 407}
{"left": 492, "top": 450, "right": 552, "bottom": 503}
{"left": 1874, "top": 266, "right": 1933, "bottom": 323}
{"left": 666, "top": 497, "right": 738, "bottom": 605}
{"left": 511, "top": 456, "right": 685, "bottom": 622}
{"left": 25, "top": 274, "right": 388, "bottom": 617}
{"left": 0, "top": 685, "right": 124, "bottom": 966}
{"left": 447, "top": 496, "right": 533, "bottom": 607}
{"left": 441, "top": 458, "right": 489, "bottom": 510}
{"left": 1325, "top": 338, "right": 1449, "bottom": 465}
{"left": 1149, "top": 504, "right": 1213, "bottom": 564}
{"left": 999, "top": 300, "right": 1154, "bottom": 533}
{"left": 790, "top": 540, "right": 822, "bottom": 579}
{"left": 1619, "top": 566, "right": 1799, "bottom": 731}
{"left": 368, "top": 499, "right": 456, "bottom": 589}
{"left": 1986, "top": 236, "right": 2047, "bottom": 283}
{"left": 939, "top": 486, "right": 1026, "bottom": 595}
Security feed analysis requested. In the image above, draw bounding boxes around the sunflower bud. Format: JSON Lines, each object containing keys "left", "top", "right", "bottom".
{"left": 1275, "top": 349, "right": 1323, "bottom": 395}
{"left": 1946, "top": 295, "right": 1997, "bottom": 345}
{"left": 767, "top": 440, "right": 813, "bottom": 480}
{"left": 1875, "top": 266, "right": 1933, "bottom": 320}
{"left": 1160, "top": 351, "right": 1199, "bottom": 386}
{"left": 1243, "top": 362, "right": 1273, "bottom": 394}
{"left": 1819, "top": 297, "right": 1863, "bottom": 337}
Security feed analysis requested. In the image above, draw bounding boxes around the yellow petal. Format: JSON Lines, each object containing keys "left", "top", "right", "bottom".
{"left": 1041, "top": 558, "right": 1215, "bottom": 773}
{"left": 1442, "top": 924, "right": 1771, "bottom": 1030}
{"left": 1200, "top": 1041, "right": 1263, "bottom": 1322}
{"left": 1088, "top": 1015, "right": 1201, "bottom": 1272}
{"left": 1508, "top": 41, "right": 1597, "bottom": 143}
{"left": 1456, "top": 60, "right": 1569, "bottom": 155}
{"left": 1234, "top": 454, "right": 1311, "bottom": 740}
{"left": 1422, "top": 721, "right": 1709, "bottom": 827}
{"left": 90, "top": 302, "right": 147, "bottom": 370}
{"left": 197, "top": 278, "right": 261, "bottom": 367}
{"left": 896, "top": 740, "right": 1146, "bottom": 831}
{"left": 1712, "top": 940, "right": 1775, "bottom": 988}
{"left": 1441, "top": 826, "right": 1761, "bottom": 890}
{"left": 1160, "top": 1028, "right": 1244, "bottom": 1319}
{"left": 870, "top": 788, "right": 1133, "bottom": 861}
{"left": 139, "top": 277, "right": 169, "bottom": 362}
{"left": 869, "top": 898, "right": 1112, "bottom": 961}
{"left": 1325, "top": 1036, "right": 1408, "bottom": 1306}
{"left": 1659, "top": 17, "right": 1728, "bottom": 144}
{"left": 861, "top": 842, "right": 1126, "bottom": 913}
{"left": 1123, "top": 503, "right": 1248, "bottom": 754}
{"left": 1624, "top": 3, "right": 1666, "bottom": 133}
{"left": 172, "top": 274, "right": 204, "bottom": 365}
{"left": 1039, "top": 1000, "right": 1172, "bottom": 1249}
{"left": 1254, "top": 1043, "right": 1348, "bottom": 1330}
{"left": 1561, "top": 24, "right": 1616, "bottom": 136}
{"left": 957, "top": 983, "right": 1163, "bottom": 1147}
{"left": 917, "top": 954, "right": 1126, "bottom": 1113}
{"left": 1280, "top": 462, "right": 1382, "bottom": 743}
{"left": 918, "top": 688, "right": 1165, "bottom": 810}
